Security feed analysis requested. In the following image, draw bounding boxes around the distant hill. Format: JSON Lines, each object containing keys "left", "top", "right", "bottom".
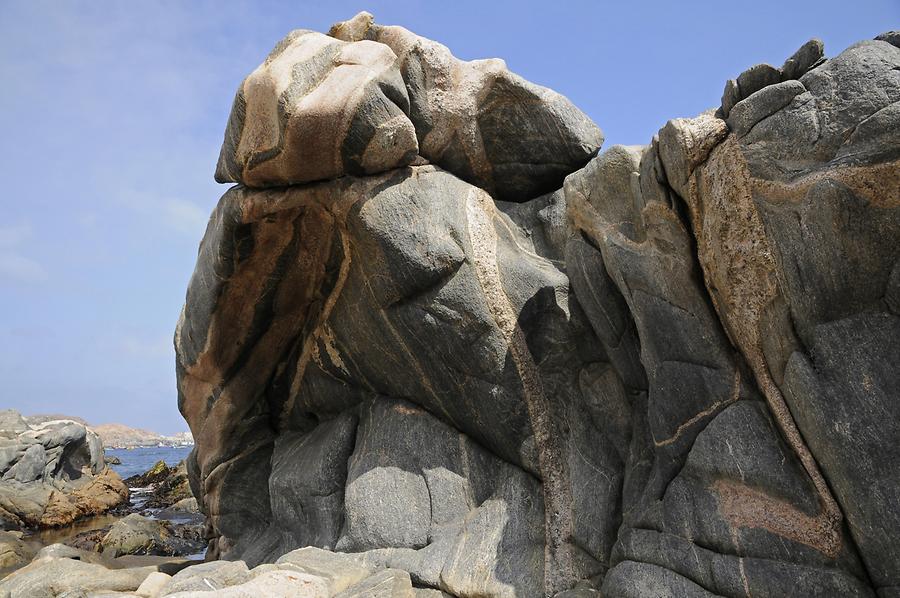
{"left": 92, "top": 423, "right": 193, "bottom": 449}
{"left": 24, "top": 413, "right": 89, "bottom": 426}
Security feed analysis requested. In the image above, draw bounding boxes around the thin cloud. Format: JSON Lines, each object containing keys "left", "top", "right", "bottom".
{"left": 0, "top": 223, "right": 33, "bottom": 247}
{"left": 163, "top": 198, "right": 209, "bottom": 236}
{"left": 121, "top": 335, "right": 172, "bottom": 358}
{"left": 0, "top": 252, "right": 49, "bottom": 284}
{"left": 115, "top": 188, "right": 210, "bottom": 237}
{"left": 0, "top": 222, "right": 47, "bottom": 284}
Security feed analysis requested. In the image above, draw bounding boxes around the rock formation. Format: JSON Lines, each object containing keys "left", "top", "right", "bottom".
{"left": 0, "top": 410, "right": 128, "bottom": 531}
{"left": 175, "top": 14, "right": 900, "bottom": 597}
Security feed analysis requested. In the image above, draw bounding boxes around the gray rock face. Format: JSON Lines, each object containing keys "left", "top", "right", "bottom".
{"left": 177, "top": 18, "right": 900, "bottom": 598}
{"left": 0, "top": 412, "right": 127, "bottom": 530}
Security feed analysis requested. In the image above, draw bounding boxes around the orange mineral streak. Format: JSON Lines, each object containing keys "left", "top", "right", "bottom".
{"left": 182, "top": 194, "right": 344, "bottom": 482}
{"left": 712, "top": 478, "right": 842, "bottom": 559}
{"left": 683, "top": 131, "right": 843, "bottom": 551}
{"left": 752, "top": 158, "right": 900, "bottom": 209}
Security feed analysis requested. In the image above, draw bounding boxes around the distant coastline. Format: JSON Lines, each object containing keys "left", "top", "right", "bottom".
{"left": 94, "top": 423, "right": 194, "bottom": 450}
{"left": 23, "top": 413, "right": 193, "bottom": 450}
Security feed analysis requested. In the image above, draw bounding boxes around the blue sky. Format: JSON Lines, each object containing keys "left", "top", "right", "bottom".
{"left": 1, "top": 0, "right": 896, "bottom": 433}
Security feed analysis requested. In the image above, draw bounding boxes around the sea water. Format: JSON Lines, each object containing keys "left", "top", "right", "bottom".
{"left": 106, "top": 445, "right": 193, "bottom": 479}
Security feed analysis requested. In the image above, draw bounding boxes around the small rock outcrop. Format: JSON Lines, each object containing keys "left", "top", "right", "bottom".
{"left": 0, "top": 410, "right": 128, "bottom": 530}
{"left": 126, "top": 460, "right": 192, "bottom": 510}
{"left": 175, "top": 13, "right": 900, "bottom": 598}
{"left": 99, "top": 513, "right": 203, "bottom": 558}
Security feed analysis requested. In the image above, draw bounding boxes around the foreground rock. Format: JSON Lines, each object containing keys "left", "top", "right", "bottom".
{"left": 0, "top": 410, "right": 128, "bottom": 530}
{"left": 0, "top": 546, "right": 421, "bottom": 597}
{"left": 0, "top": 531, "right": 33, "bottom": 570}
{"left": 65, "top": 513, "right": 204, "bottom": 558}
{"left": 174, "top": 14, "right": 900, "bottom": 598}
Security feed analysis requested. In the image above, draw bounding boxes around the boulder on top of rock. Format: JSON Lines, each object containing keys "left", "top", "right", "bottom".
{"left": 329, "top": 11, "right": 603, "bottom": 202}
{"left": 215, "top": 28, "right": 418, "bottom": 188}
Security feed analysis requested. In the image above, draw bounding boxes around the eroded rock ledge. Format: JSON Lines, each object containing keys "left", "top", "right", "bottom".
{"left": 175, "top": 15, "right": 900, "bottom": 597}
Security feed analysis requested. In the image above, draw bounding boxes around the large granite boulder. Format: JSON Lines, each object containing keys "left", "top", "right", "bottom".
{"left": 215, "top": 28, "right": 419, "bottom": 188}
{"left": 176, "top": 16, "right": 900, "bottom": 598}
{"left": 0, "top": 412, "right": 128, "bottom": 531}
{"left": 328, "top": 11, "right": 605, "bottom": 202}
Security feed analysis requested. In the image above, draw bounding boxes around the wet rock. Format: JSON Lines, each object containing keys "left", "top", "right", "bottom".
{"left": 127, "top": 460, "right": 192, "bottom": 511}
{"left": 169, "top": 498, "right": 198, "bottom": 514}
{"left": 97, "top": 514, "right": 204, "bottom": 558}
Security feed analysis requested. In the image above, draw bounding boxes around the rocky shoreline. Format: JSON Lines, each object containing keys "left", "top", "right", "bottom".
{"left": 58, "top": 460, "right": 205, "bottom": 560}
{"left": 0, "top": 411, "right": 204, "bottom": 585}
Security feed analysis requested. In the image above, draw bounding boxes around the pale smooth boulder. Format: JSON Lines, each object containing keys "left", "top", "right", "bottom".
{"left": 0, "top": 557, "right": 154, "bottom": 598}
{"left": 334, "top": 569, "right": 414, "bottom": 598}
{"left": 135, "top": 571, "right": 171, "bottom": 598}
{"left": 163, "top": 569, "right": 329, "bottom": 598}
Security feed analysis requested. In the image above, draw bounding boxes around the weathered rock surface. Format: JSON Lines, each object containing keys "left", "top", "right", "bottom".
{"left": 175, "top": 16, "right": 900, "bottom": 598}
{"left": 0, "top": 550, "right": 157, "bottom": 598}
{"left": 329, "top": 11, "right": 604, "bottom": 202}
{"left": 0, "top": 531, "right": 33, "bottom": 571}
{"left": 215, "top": 27, "right": 419, "bottom": 188}
{"left": 0, "top": 411, "right": 128, "bottom": 531}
